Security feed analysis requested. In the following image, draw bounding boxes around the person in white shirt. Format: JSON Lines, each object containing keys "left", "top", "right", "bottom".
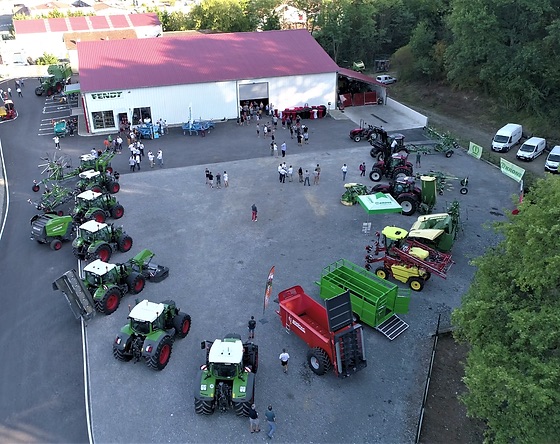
{"left": 341, "top": 163, "right": 348, "bottom": 181}
{"left": 279, "top": 349, "right": 290, "bottom": 373}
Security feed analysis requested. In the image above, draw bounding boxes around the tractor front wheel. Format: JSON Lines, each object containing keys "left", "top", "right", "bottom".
{"left": 35, "top": 87, "right": 44, "bottom": 96}
{"left": 445, "top": 150, "right": 454, "bottom": 158}
{"left": 111, "top": 204, "right": 124, "bottom": 219}
{"left": 353, "top": 135, "right": 361, "bottom": 142}
{"left": 126, "top": 272, "right": 145, "bottom": 295}
{"left": 90, "top": 210, "right": 106, "bottom": 223}
{"left": 96, "top": 286, "right": 121, "bottom": 315}
{"left": 369, "top": 167, "right": 383, "bottom": 182}
{"left": 108, "top": 181, "right": 120, "bottom": 194}
{"left": 147, "top": 336, "right": 173, "bottom": 371}
{"left": 173, "top": 312, "right": 192, "bottom": 338}
{"left": 307, "top": 348, "right": 331, "bottom": 376}
{"left": 375, "top": 267, "right": 391, "bottom": 280}
{"left": 397, "top": 195, "right": 418, "bottom": 216}
{"left": 117, "top": 234, "right": 133, "bottom": 252}
{"left": 460, "top": 187, "right": 468, "bottom": 195}
{"left": 409, "top": 277, "right": 425, "bottom": 292}
{"left": 92, "top": 243, "right": 112, "bottom": 262}
{"left": 50, "top": 239, "right": 63, "bottom": 251}
{"left": 194, "top": 399, "right": 214, "bottom": 415}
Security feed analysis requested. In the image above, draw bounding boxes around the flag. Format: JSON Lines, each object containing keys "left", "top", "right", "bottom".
{"left": 263, "top": 266, "right": 275, "bottom": 314}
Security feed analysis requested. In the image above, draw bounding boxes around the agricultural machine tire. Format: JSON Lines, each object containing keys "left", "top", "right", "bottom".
{"left": 113, "top": 345, "right": 132, "bottom": 362}
{"left": 90, "top": 210, "right": 106, "bottom": 223}
{"left": 392, "top": 167, "right": 412, "bottom": 181}
{"left": 364, "top": 263, "right": 372, "bottom": 271}
{"left": 126, "top": 272, "right": 145, "bottom": 295}
{"left": 307, "top": 347, "right": 331, "bottom": 376}
{"left": 375, "top": 267, "right": 391, "bottom": 280}
{"left": 425, "top": 272, "right": 431, "bottom": 281}
{"left": 147, "top": 335, "right": 173, "bottom": 371}
{"left": 460, "top": 187, "right": 468, "bottom": 195}
{"left": 117, "top": 234, "right": 133, "bottom": 253}
{"left": 244, "top": 343, "right": 259, "bottom": 374}
{"left": 397, "top": 195, "right": 418, "bottom": 216}
{"left": 194, "top": 399, "right": 214, "bottom": 415}
{"left": 408, "top": 277, "right": 425, "bottom": 292}
{"left": 55, "top": 82, "right": 63, "bottom": 93}
{"left": 445, "top": 150, "right": 454, "bottom": 158}
{"left": 111, "top": 204, "right": 124, "bottom": 219}
{"left": 46, "top": 87, "right": 54, "bottom": 97}
{"left": 50, "top": 239, "right": 63, "bottom": 251}
{"left": 353, "top": 135, "right": 361, "bottom": 142}
{"left": 92, "top": 243, "right": 112, "bottom": 262}
{"left": 35, "top": 87, "right": 44, "bottom": 96}
{"left": 234, "top": 400, "right": 252, "bottom": 417}
{"left": 32, "top": 184, "right": 40, "bottom": 192}
{"left": 370, "top": 147, "right": 381, "bottom": 158}
{"left": 172, "top": 312, "right": 192, "bottom": 338}
{"left": 108, "top": 181, "right": 120, "bottom": 194}
{"left": 91, "top": 186, "right": 103, "bottom": 193}
{"left": 72, "top": 247, "right": 83, "bottom": 259}
{"left": 369, "top": 167, "right": 383, "bottom": 182}
{"left": 95, "top": 286, "right": 121, "bottom": 315}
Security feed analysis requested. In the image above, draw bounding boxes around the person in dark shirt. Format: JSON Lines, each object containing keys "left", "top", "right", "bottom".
{"left": 248, "top": 316, "right": 256, "bottom": 339}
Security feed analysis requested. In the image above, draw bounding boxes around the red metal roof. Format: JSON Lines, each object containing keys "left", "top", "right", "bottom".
{"left": 338, "top": 68, "right": 383, "bottom": 86}
{"left": 13, "top": 13, "right": 159, "bottom": 35}
{"left": 78, "top": 29, "right": 339, "bottom": 93}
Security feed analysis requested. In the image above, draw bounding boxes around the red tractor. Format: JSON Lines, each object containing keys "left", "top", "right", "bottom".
{"left": 276, "top": 286, "right": 367, "bottom": 377}
{"left": 369, "top": 152, "right": 413, "bottom": 182}
{"left": 371, "top": 176, "right": 422, "bottom": 216}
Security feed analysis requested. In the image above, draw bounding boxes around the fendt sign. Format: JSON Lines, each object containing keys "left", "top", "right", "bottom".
{"left": 91, "top": 91, "right": 123, "bottom": 100}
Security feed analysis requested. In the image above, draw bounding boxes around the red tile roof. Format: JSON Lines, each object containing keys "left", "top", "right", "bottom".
{"left": 338, "top": 68, "right": 383, "bottom": 86}
{"left": 78, "top": 29, "right": 339, "bottom": 93}
{"left": 13, "top": 13, "right": 159, "bottom": 35}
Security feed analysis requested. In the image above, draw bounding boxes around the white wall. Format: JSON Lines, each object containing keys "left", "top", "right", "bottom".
{"left": 386, "top": 97, "right": 428, "bottom": 127}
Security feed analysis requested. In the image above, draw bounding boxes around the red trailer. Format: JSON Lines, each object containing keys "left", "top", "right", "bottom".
{"left": 276, "top": 285, "right": 367, "bottom": 378}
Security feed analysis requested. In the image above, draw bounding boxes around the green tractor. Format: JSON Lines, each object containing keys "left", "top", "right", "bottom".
{"left": 113, "top": 299, "right": 191, "bottom": 370}
{"left": 35, "top": 63, "right": 73, "bottom": 97}
{"left": 30, "top": 213, "right": 74, "bottom": 250}
{"left": 71, "top": 190, "right": 124, "bottom": 224}
{"left": 76, "top": 169, "right": 120, "bottom": 194}
{"left": 194, "top": 334, "right": 258, "bottom": 416}
{"left": 72, "top": 220, "right": 133, "bottom": 262}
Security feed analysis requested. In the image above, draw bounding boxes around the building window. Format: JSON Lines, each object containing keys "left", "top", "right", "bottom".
{"left": 132, "top": 107, "right": 152, "bottom": 125}
{"left": 92, "top": 111, "right": 115, "bottom": 130}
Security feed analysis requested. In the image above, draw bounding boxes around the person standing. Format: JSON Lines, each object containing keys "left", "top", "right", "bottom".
{"left": 129, "top": 155, "right": 136, "bottom": 172}
{"left": 279, "top": 348, "right": 290, "bottom": 372}
{"left": 148, "top": 151, "right": 155, "bottom": 168}
{"left": 289, "top": 124, "right": 294, "bottom": 139}
{"left": 360, "top": 162, "right": 366, "bottom": 177}
{"left": 281, "top": 141, "right": 287, "bottom": 157}
{"left": 19, "top": 78, "right": 24, "bottom": 87}
{"left": 53, "top": 135, "right": 60, "bottom": 150}
{"left": 287, "top": 165, "right": 293, "bottom": 182}
{"left": 297, "top": 132, "right": 303, "bottom": 146}
{"left": 263, "top": 124, "right": 268, "bottom": 138}
{"left": 273, "top": 142, "right": 278, "bottom": 158}
{"left": 303, "top": 169, "right": 310, "bottom": 186}
{"left": 256, "top": 123, "right": 260, "bottom": 138}
{"left": 249, "top": 404, "right": 260, "bottom": 433}
{"left": 265, "top": 405, "right": 276, "bottom": 439}
{"left": 248, "top": 316, "right": 256, "bottom": 340}
{"left": 314, "top": 164, "right": 321, "bottom": 185}
{"left": 7, "top": 87, "right": 12, "bottom": 98}
{"left": 341, "top": 163, "right": 348, "bottom": 181}
{"left": 135, "top": 151, "right": 141, "bottom": 170}
{"left": 16, "top": 87, "right": 22, "bottom": 97}
{"left": 208, "top": 171, "right": 214, "bottom": 188}
{"left": 223, "top": 171, "right": 229, "bottom": 187}
{"left": 251, "top": 204, "right": 257, "bottom": 222}
{"left": 205, "top": 168, "right": 210, "bottom": 185}
{"left": 215, "top": 171, "right": 222, "bottom": 189}
{"left": 298, "top": 167, "right": 303, "bottom": 183}
{"left": 157, "top": 150, "right": 163, "bottom": 167}
{"left": 416, "top": 151, "right": 422, "bottom": 168}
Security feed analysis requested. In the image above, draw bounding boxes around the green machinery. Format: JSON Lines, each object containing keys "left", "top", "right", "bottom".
{"left": 370, "top": 175, "right": 437, "bottom": 216}
{"left": 28, "top": 183, "right": 75, "bottom": 214}
{"left": 72, "top": 220, "right": 133, "bottom": 262}
{"left": 408, "top": 201, "right": 461, "bottom": 252}
{"left": 30, "top": 213, "right": 74, "bottom": 250}
{"left": 113, "top": 299, "right": 191, "bottom": 371}
{"left": 194, "top": 334, "right": 258, "bottom": 416}
{"left": 316, "top": 259, "right": 411, "bottom": 340}
{"left": 71, "top": 190, "right": 124, "bottom": 224}
{"left": 341, "top": 183, "right": 370, "bottom": 206}
{"left": 35, "top": 63, "right": 73, "bottom": 97}
{"left": 352, "top": 60, "right": 365, "bottom": 72}
{"left": 76, "top": 170, "right": 120, "bottom": 194}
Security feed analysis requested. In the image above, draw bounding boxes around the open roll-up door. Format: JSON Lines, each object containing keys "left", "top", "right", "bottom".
{"left": 239, "top": 82, "right": 269, "bottom": 101}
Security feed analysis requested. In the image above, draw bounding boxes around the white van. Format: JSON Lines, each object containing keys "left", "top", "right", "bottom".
{"left": 376, "top": 75, "right": 397, "bottom": 85}
{"left": 492, "top": 123, "right": 522, "bottom": 152}
{"left": 545, "top": 146, "right": 560, "bottom": 173}
{"left": 516, "top": 137, "right": 547, "bottom": 161}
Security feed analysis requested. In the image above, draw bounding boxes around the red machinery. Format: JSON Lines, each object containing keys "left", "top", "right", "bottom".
{"left": 276, "top": 285, "right": 367, "bottom": 378}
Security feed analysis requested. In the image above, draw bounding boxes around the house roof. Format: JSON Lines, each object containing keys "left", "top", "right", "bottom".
{"left": 64, "top": 29, "right": 138, "bottom": 50}
{"left": 13, "top": 13, "right": 160, "bottom": 35}
{"left": 338, "top": 68, "right": 383, "bottom": 86}
{"left": 78, "top": 29, "right": 339, "bottom": 93}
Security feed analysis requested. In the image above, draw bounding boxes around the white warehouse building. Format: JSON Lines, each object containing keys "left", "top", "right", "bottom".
{"left": 77, "top": 30, "right": 346, "bottom": 134}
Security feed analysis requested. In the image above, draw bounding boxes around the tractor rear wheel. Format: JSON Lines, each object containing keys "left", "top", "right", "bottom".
{"left": 117, "top": 234, "right": 133, "bottom": 252}
{"left": 113, "top": 345, "right": 132, "bottom": 362}
{"left": 445, "top": 150, "right": 454, "bottom": 158}
{"left": 408, "top": 277, "right": 425, "bottom": 292}
{"left": 35, "top": 87, "right": 43, "bottom": 96}
{"left": 244, "top": 343, "right": 259, "bottom": 374}
{"left": 397, "top": 195, "right": 418, "bottom": 216}
{"left": 92, "top": 243, "right": 112, "bottom": 262}
{"left": 375, "top": 267, "right": 391, "bottom": 280}
{"left": 96, "top": 286, "right": 121, "bottom": 315}
{"left": 111, "top": 204, "right": 124, "bottom": 219}
{"left": 195, "top": 399, "right": 214, "bottom": 415}
{"left": 32, "top": 184, "right": 40, "bottom": 192}
{"left": 392, "top": 167, "right": 412, "bottom": 181}
{"left": 147, "top": 336, "right": 173, "bottom": 371}
{"left": 307, "top": 348, "right": 331, "bottom": 375}
{"left": 173, "top": 312, "right": 192, "bottom": 338}
{"left": 50, "top": 239, "right": 63, "bottom": 251}
{"left": 55, "top": 82, "right": 63, "bottom": 93}
{"left": 234, "top": 400, "right": 252, "bottom": 417}
{"left": 90, "top": 210, "right": 106, "bottom": 223}
{"left": 126, "top": 272, "right": 145, "bottom": 295}
{"left": 108, "top": 181, "right": 120, "bottom": 194}
{"left": 369, "top": 167, "right": 383, "bottom": 182}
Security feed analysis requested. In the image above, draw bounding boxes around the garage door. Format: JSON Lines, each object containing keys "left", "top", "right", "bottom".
{"left": 239, "top": 82, "right": 268, "bottom": 101}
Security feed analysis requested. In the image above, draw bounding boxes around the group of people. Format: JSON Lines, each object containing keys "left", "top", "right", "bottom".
{"left": 205, "top": 168, "right": 228, "bottom": 189}
{"left": 128, "top": 144, "right": 163, "bottom": 171}
{"left": 238, "top": 100, "right": 275, "bottom": 126}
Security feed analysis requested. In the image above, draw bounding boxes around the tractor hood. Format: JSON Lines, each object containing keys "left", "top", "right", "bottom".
{"left": 408, "top": 228, "right": 444, "bottom": 241}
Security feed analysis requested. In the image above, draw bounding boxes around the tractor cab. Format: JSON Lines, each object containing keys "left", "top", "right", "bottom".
{"left": 208, "top": 339, "right": 244, "bottom": 378}
{"left": 83, "top": 259, "right": 117, "bottom": 287}
{"left": 393, "top": 176, "right": 416, "bottom": 195}
{"left": 381, "top": 226, "right": 408, "bottom": 253}
{"left": 79, "top": 170, "right": 100, "bottom": 180}
{"left": 76, "top": 190, "right": 103, "bottom": 207}
{"left": 77, "top": 220, "right": 108, "bottom": 242}
{"left": 129, "top": 299, "right": 165, "bottom": 335}
{"left": 389, "top": 133, "right": 405, "bottom": 150}
{"left": 0, "top": 100, "right": 16, "bottom": 121}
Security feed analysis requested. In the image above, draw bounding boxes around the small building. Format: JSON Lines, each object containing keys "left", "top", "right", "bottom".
{"left": 77, "top": 29, "right": 342, "bottom": 134}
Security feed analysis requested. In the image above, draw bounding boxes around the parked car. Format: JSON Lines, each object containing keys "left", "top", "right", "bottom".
{"left": 544, "top": 146, "right": 560, "bottom": 173}
{"left": 516, "top": 137, "right": 546, "bottom": 161}
{"left": 376, "top": 75, "right": 397, "bottom": 85}
{"left": 491, "top": 123, "right": 523, "bottom": 152}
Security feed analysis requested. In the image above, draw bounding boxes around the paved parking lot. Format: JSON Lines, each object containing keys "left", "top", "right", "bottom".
{"left": 82, "top": 116, "right": 518, "bottom": 443}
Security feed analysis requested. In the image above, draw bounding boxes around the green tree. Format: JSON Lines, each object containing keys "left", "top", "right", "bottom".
{"left": 453, "top": 175, "right": 560, "bottom": 443}
{"left": 36, "top": 53, "right": 59, "bottom": 65}
{"left": 189, "top": 0, "right": 253, "bottom": 32}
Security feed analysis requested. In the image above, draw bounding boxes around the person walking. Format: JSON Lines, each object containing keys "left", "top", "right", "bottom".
{"left": 360, "top": 162, "right": 366, "bottom": 177}
{"left": 289, "top": 124, "right": 294, "bottom": 139}
{"left": 341, "top": 163, "right": 348, "bottom": 181}
{"left": 157, "top": 150, "right": 163, "bottom": 167}
{"left": 135, "top": 152, "right": 141, "bottom": 170}
{"left": 251, "top": 203, "right": 258, "bottom": 222}
{"left": 281, "top": 141, "right": 287, "bottom": 157}
{"left": 16, "top": 87, "right": 22, "bottom": 97}
{"left": 19, "top": 78, "right": 24, "bottom": 87}
{"left": 279, "top": 349, "right": 290, "bottom": 373}
{"left": 297, "top": 132, "right": 303, "bottom": 146}
{"left": 208, "top": 171, "right": 214, "bottom": 188}
{"left": 249, "top": 404, "right": 260, "bottom": 433}
{"left": 303, "top": 169, "right": 310, "bottom": 186}
{"left": 129, "top": 155, "right": 136, "bottom": 172}
{"left": 256, "top": 123, "right": 260, "bottom": 137}
{"left": 215, "top": 171, "right": 222, "bottom": 189}
{"left": 148, "top": 151, "right": 155, "bottom": 168}
{"left": 298, "top": 167, "right": 303, "bottom": 183}
{"left": 263, "top": 124, "right": 268, "bottom": 138}
{"left": 205, "top": 168, "right": 210, "bottom": 185}
{"left": 7, "top": 87, "right": 12, "bottom": 98}
{"left": 265, "top": 405, "right": 276, "bottom": 439}
{"left": 314, "top": 164, "right": 321, "bottom": 185}
{"left": 223, "top": 171, "right": 229, "bottom": 187}
{"left": 248, "top": 316, "right": 256, "bottom": 340}
{"left": 53, "top": 135, "right": 60, "bottom": 150}
{"left": 273, "top": 142, "right": 278, "bottom": 158}
{"left": 416, "top": 151, "right": 422, "bottom": 168}
{"left": 287, "top": 165, "right": 293, "bottom": 182}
